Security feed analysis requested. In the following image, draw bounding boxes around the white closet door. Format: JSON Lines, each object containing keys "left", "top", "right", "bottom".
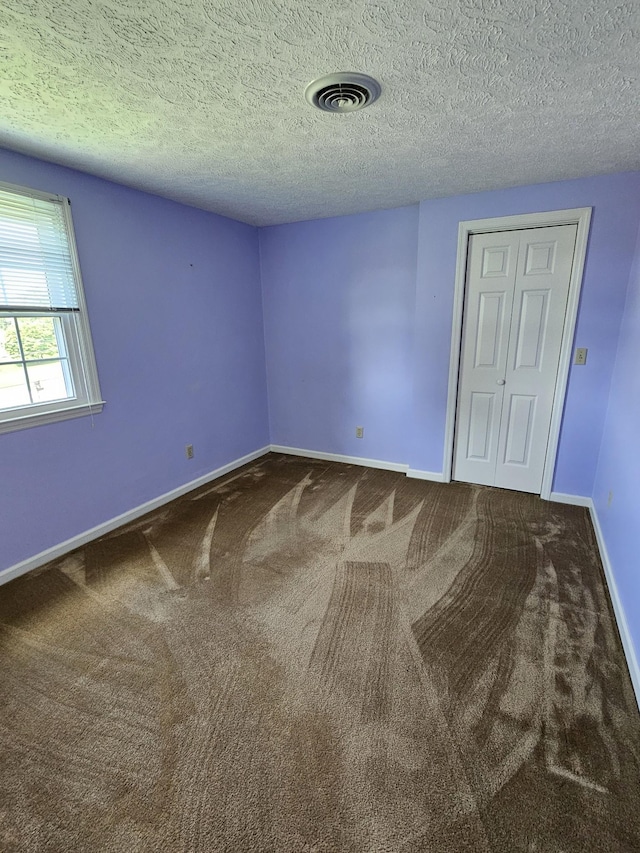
{"left": 453, "top": 231, "right": 520, "bottom": 487}
{"left": 453, "top": 224, "right": 577, "bottom": 494}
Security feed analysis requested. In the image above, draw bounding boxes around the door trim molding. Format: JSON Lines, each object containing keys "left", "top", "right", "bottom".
{"left": 442, "top": 207, "right": 592, "bottom": 499}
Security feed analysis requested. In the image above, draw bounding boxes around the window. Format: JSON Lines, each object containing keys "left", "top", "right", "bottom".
{"left": 0, "top": 181, "right": 103, "bottom": 433}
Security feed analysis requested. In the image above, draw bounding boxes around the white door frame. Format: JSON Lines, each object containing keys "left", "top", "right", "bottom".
{"left": 442, "top": 207, "right": 592, "bottom": 500}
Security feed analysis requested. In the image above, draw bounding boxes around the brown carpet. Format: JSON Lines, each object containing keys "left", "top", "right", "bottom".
{"left": 1, "top": 453, "right": 639, "bottom": 852}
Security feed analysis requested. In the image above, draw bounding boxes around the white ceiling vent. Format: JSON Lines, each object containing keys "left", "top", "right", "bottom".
{"left": 305, "top": 72, "right": 381, "bottom": 113}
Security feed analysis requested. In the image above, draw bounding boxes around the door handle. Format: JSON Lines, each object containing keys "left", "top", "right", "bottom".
{"left": 496, "top": 379, "right": 505, "bottom": 385}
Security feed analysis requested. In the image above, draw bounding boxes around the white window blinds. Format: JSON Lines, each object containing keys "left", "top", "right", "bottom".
{"left": 0, "top": 186, "right": 79, "bottom": 312}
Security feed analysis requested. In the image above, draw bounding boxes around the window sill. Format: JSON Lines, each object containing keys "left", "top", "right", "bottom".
{"left": 0, "top": 401, "right": 105, "bottom": 435}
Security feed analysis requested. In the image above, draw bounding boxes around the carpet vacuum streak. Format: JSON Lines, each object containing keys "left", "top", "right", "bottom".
{"left": 1, "top": 453, "right": 639, "bottom": 851}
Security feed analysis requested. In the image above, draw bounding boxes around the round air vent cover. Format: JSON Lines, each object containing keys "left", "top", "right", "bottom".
{"left": 305, "top": 72, "right": 381, "bottom": 113}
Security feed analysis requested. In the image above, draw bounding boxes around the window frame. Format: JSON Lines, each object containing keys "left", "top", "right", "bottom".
{"left": 0, "top": 180, "right": 104, "bottom": 434}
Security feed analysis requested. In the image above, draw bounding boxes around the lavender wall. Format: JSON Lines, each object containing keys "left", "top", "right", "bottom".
{"left": 260, "top": 206, "right": 419, "bottom": 465}
{"left": 262, "top": 173, "right": 640, "bottom": 498}
{"left": 593, "top": 219, "right": 640, "bottom": 656}
{"left": 413, "top": 173, "right": 640, "bottom": 493}
{"left": 0, "top": 148, "right": 269, "bottom": 572}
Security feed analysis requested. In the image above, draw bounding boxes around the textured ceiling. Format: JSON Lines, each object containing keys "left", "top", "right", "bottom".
{"left": 1, "top": 0, "right": 639, "bottom": 226}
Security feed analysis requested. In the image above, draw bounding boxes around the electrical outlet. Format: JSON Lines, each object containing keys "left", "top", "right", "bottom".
{"left": 574, "top": 347, "right": 588, "bottom": 365}
{"left": 355, "top": 426, "right": 364, "bottom": 439}
{"left": 185, "top": 444, "right": 194, "bottom": 459}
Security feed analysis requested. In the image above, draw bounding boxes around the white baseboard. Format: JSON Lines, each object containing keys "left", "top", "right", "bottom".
{"left": 549, "top": 491, "right": 639, "bottom": 709}
{"left": 407, "top": 468, "right": 446, "bottom": 482}
{"left": 587, "top": 500, "right": 640, "bottom": 712}
{"left": 270, "top": 444, "right": 409, "bottom": 473}
{"left": 548, "top": 491, "right": 593, "bottom": 507}
{"left": 0, "top": 445, "right": 271, "bottom": 588}
{"left": 271, "top": 447, "right": 445, "bottom": 482}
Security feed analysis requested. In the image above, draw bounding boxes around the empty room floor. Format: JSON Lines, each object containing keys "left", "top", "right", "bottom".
{"left": 1, "top": 453, "right": 639, "bottom": 852}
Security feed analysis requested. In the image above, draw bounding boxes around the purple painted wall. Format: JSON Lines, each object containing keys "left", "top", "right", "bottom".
{"left": 261, "top": 173, "right": 640, "bottom": 497}
{"left": 413, "top": 173, "right": 640, "bottom": 492}
{"left": 593, "top": 219, "right": 640, "bottom": 656}
{"left": 0, "top": 148, "right": 269, "bottom": 572}
{"left": 260, "top": 206, "right": 419, "bottom": 465}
